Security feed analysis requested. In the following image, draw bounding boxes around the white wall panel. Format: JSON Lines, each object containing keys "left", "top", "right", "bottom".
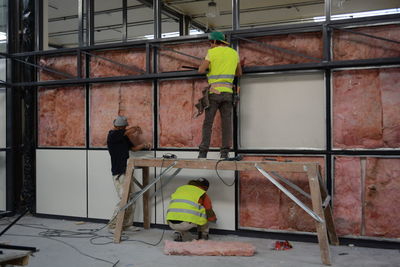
{"left": 155, "top": 151, "right": 235, "bottom": 231}
{"left": 36, "top": 150, "right": 87, "bottom": 217}
{"left": 0, "top": 152, "right": 5, "bottom": 211}
{"left": 239, "top": 72, "right": 326, "bottom": 149}
{"left": 0, "top": 88, "right": 6, "bottom": 148}
{"left": 88, "top": 150, "right": 155, "bottom": 221}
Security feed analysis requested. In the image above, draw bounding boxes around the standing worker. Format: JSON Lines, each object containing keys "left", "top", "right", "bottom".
{"left": 198, "top": 31, "right": 242, "bottom": 159}
{"left": 107, "top": 115, "right": 151, "bottom": 233}
{"left": 166, "top": 178, "right": 217, "bottom": 241}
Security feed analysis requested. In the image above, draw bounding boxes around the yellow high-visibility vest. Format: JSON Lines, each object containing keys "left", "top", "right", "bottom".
{"left": 206, "top": 46, "right": 239, "bottom": 94}
{"left": 166, "top": 185, "right": 207, "bottom": 226}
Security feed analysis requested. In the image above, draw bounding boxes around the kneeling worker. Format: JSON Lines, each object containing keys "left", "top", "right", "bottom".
{"left": 166, "top": 178, "right": 217, "bottom": 241}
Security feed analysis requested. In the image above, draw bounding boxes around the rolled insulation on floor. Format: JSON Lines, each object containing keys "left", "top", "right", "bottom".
{"left": 164, "top": 240, "right": 256, "bottom": 256}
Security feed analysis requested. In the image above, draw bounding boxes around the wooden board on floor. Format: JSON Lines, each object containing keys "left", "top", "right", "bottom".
{"left": 0, "top": 249, "right": 31, "bottom": 266}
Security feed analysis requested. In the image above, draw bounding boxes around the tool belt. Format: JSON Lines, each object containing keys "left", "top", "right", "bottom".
{"left": 194, "top": 83, "right": 239, "bottom": 117}
{"left": 194, "top": 86, "right": 210, "bottom": 118}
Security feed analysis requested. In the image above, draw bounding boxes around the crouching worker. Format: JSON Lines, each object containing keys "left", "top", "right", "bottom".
{"left": 166, "top": 178, "right": 217, "bottom": 241}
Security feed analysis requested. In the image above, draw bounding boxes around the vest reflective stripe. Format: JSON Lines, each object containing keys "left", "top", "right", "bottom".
{"left": 167, "top": 208, "right": 207, "bottom": 219}
{"left": 207, "top": 75, "right": 235, "bottom": 80}
{"left": 169, "top": 199, "right": 202, "bottom": 210}
{"left": 166, "top": 185, "right": 208, "bottom": 225}
{"left": 206, "top": 46, "right": 239, "bottom": 94}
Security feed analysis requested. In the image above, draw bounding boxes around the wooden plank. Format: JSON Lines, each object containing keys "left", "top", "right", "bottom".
{"left": 113, "top": 161, "right": 135, "bottom": 243}
{"left": 2, "top": 255, "right": 30, "bottom": 266}
{"left": 317, "top": 167, "right": 339, "bottom": 246}
{"left": 307, "top": 165, "right": 331, "bottom": 266}
{"left": 142, "top": 167, "right": 150, "bottom": 229}
{"left": 0, "top": 250, "right": 31, "bottom": 266}
{"left": 130, "top": 158, "right": 314, "bottom": 172}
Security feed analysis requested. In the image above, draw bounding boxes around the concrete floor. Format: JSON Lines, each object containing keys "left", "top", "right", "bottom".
{"left": 1, "top": 215, "right": 399, "bottom": 267}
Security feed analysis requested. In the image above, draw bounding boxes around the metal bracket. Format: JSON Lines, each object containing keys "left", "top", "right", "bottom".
{"left": 151, "top": 43, "right": 203, "bottom": 62}
{"left": 236, "top": 36, "right": 323, "bottom": 62}
{"left": 330, "top": 25, "right": 400, "bottom": 45}
{"left": 322, "top": 195, "right": 331, "bottom": 209}
{"left": 255, "top": 164, "right": 324, "bottom": 223}
{"left": 118, "top": 161, "right": 177, "bottom": 212}
{"left": 81, "top": 50, "right": 146, "bottom": 74}
{"left": 270, "top": 171, "right": 312, "bottom": 200}
{"left": 149, "top": 168, "right": 182, "bottom": 199}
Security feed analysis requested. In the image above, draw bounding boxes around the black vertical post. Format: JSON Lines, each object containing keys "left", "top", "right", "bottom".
{"left": 154, "top": 0, "right": 161, "bottom": 39}
{"left": 20, "top": 0, "right": 37, "bottom": 213}
{"left": 78, "top": 0, "right": 84, "bottom": 47}
{"left": 232, "top": 0, "right": 240, "bottom": 231}
{"left": 232, "top": 0, "right": 239, "bottom": 30}
{"left": 86, "top": 0, "right": 94, "bottom": 46}
{"left": 35, "top": 0, "right": 43, "bottom": 51}
{"left": 122, "top": 0, "right": 128, "bottom": 42}
{"left": 323, "top": 0, "right": 332, "bottom": 194}
{"left": 6, "top": 0, "right": 22, "bottom": 212}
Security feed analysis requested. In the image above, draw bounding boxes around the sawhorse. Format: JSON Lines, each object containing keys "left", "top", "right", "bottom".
{"left": 113, "top": 158, "right": 338, "bottom": 265}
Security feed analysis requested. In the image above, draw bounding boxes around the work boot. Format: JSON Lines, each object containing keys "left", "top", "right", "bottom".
{"left": 173, "top": 232, "right": 183, "bottom": 242}
{"left": 197, "top": 232, "right": 209, "bottom": 240}
{"left": 198, "top": 151, "right": 207, "bottom": 160}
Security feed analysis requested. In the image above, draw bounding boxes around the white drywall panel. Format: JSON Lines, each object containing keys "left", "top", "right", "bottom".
{"left": 0, "top": 88, "right": 5, "bottom": 148}
{"left": 88, "top": 150, "right": 155, "bottom": 222}
{"left": 155, "top": 151, "right": 235, "bottom": 231}
{"left": 239, "top": 72, "right": 326, "bottom": 149}
{"left": 0, "top": 152, "right": 5, "bottom": 211}
{"left": 36, "top": 149, "right": 87, "bottom": 217}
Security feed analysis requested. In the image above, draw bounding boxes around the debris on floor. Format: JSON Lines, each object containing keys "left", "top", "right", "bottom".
{"left": 273, "top": 240, "right": 293, "bottom": 251}
{"left": 164, "top": 240, "right": 256, "bottom": 256}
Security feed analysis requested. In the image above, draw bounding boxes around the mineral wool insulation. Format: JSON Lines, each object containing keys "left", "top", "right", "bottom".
{"left": 37, "top": 25, "right": 400, "bottom": 239}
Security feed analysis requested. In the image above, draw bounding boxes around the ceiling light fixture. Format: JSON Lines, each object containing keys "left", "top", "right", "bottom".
{"left": 206, "top": 0, "right": 219, "bottom": 18}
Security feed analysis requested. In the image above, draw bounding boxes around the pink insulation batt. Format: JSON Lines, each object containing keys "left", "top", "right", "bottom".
{"left": 333, "top": 157, "right": 400, "bottom": 238}
{"left": 364, "top": 158, "right": 400, "bottom": 238}
{"left": 333, "top": 68, "right": 400, "bottom": 149}
{"left": 164, "top": 240, "right": 256, "bottom": 256}
{"left": 239, "top": 156, "right": 325, "bottom": 232}
{"left": 159, "top": 79, "right": 223, "bottom": 148}
{"left": 39, "top": 55, "right": 80, "bottom": 81}
{"left": 239, "top": 32, "right": 322, "bottom": 66}
{"left": 90, "top": 48, "right": 146, "bottom": 77}
{"left": 158, "top": 42, "right": 209, "bottom": 72}
{"left": 333, "top": 24, "right": 400, "bottom": 61}
{"left": 333, "top": 156, "right": 362, "bottom": 236}
{"left": 38, "top": 86, "right": 86, "bottom": 147}
{"left": 90, "top": 82, "right": 153, "bottom": 147}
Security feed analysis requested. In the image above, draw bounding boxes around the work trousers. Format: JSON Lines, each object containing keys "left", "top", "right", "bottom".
{"left": 108, "top": 173, "right": 136, "bottom": 229}
{"left": 168, "top": 221, "right": 209, "bottom": 239}
{"left": 199, "top": 93, "right": 233, "bottom": 154}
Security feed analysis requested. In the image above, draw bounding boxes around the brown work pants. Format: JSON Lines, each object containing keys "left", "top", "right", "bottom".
{"left": 199, "top": 93, "right": 233, "bottom": 155}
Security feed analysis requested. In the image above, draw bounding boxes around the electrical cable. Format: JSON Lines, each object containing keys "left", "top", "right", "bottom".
{"left": 214, "top": 159, "right": 236, "bottom": 187}
{"left": 5, "top": 233, "right": 119, "bottom": 267}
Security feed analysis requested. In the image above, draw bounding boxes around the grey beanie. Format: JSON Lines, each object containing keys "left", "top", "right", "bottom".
{"left": 113, "top": 116, "right": 128, "bottom": 127}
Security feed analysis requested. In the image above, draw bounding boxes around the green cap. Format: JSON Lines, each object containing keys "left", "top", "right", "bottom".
{"left": 208, "top": 31, "right": 229, "bottom": 45}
